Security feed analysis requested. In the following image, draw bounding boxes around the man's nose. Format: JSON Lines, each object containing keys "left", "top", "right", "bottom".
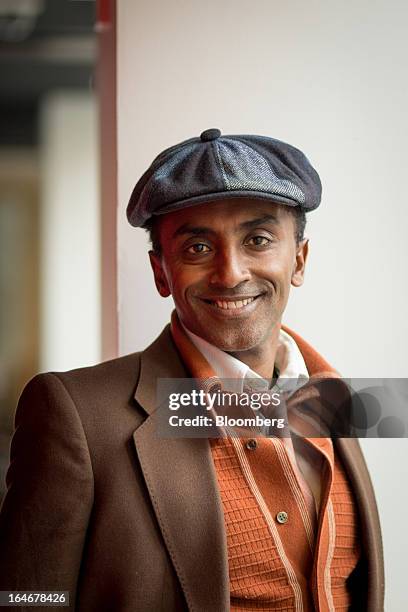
{"left": 209, "top": 247, "right": 251, "bottom": 288}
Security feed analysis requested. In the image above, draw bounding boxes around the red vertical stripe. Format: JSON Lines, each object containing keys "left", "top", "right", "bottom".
{"left": 97, "top": 0, "right": 111, "bottom": 27}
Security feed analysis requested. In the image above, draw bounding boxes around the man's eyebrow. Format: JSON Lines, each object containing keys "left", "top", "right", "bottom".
{"left": 172, "top": 214, "right": 280, "bottom": 239}
{"left": 238, "top": 214, "right": 280, "bottom": 231}
{"left": 172, "top": 224, "right": 217, "bottom": 239}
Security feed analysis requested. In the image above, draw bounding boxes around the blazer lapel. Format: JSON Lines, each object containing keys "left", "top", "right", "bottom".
{"left": 132, "top": 325, "right": 230, "bottom": 611}
{"left": 334, "top": 437, "right": 384, "bottom": 611}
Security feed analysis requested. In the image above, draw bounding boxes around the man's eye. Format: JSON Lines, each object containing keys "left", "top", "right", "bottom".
{"left": 186, "top": 243, "right": 211, "bottom": 254}
{"left": 246, "top": 235, "right": 271, "bottom": 247}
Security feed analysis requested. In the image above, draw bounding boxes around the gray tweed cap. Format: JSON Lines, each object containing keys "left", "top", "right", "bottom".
{"left": 126, "top": 128, "right": 322, "bottom": 227}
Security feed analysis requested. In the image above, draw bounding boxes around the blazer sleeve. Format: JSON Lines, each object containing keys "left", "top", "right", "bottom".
{"left": 0, "top": 372, "right": 94, "bottom": 611}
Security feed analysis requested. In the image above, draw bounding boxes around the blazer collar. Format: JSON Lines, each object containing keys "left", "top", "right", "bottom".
{"left": 134, "top": 324, "right": 188, "bottom": 415}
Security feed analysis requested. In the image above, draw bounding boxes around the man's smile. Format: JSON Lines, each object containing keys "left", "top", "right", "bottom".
{"left": 197, "top": 293, "right": 264, "bottom": 316}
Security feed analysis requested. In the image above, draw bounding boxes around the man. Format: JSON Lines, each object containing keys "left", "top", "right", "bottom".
{"left": 0, "top": 129, "right": 384, "bottom": 611}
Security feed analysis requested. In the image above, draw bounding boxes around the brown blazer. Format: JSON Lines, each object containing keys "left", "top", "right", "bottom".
{"left": 0, "top": 325, "right": 384, "bottom": 611}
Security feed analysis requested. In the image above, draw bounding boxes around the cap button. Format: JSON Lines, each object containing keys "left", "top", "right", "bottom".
{"left": 200, "top": 128, "right": 221, "bottom": 142}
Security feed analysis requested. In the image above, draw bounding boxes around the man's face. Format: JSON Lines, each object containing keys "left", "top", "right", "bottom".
{"left": 149, "top": 198, "right": 308, "bottom": 353}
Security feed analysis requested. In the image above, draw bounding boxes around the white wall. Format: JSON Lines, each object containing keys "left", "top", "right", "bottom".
{"left": 117, "top": 2, "right": 408, "bottom": 608}
{"left": 40, "top": 91, "right": 100, "bottom": 372}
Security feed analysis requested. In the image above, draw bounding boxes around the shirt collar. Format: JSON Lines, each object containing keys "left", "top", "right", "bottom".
{"left": 181, "top": 323, "right": 309, "bottom": 392}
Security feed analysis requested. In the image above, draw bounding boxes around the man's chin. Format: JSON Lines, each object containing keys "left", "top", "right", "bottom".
{"left": 200, "top": 332, "right": 262, "bottom": 353}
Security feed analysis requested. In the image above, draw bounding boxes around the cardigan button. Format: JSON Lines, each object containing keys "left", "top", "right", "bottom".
{"left": 276, "top": 511, "right": 288, "bottom": 524}
{"left": 246, "top": 439, "right": 258, "bottom": 450}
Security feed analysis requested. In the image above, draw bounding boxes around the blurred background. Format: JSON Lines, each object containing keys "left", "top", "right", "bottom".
{"left": 0, "top": 0, "right": 99, "bottom": 496}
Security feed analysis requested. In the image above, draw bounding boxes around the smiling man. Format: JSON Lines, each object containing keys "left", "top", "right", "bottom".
{"left": 0, "top": 129, "right": 384, "bottom": 612}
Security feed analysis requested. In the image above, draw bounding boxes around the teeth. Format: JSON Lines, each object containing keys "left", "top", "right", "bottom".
{"left": 212, "top": 297, "right": 256, "bottom": 309}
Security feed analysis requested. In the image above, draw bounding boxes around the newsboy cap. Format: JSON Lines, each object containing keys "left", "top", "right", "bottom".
{"left": 126, "top": 128, "right": 322, "bottom": 228}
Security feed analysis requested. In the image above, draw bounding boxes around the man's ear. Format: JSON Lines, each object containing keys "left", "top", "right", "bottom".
{"left": 149, "top": 251, "right": 171, "bottom": 297}
{"left": 291, "top": 238, "right": 309, "bottom": 287}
